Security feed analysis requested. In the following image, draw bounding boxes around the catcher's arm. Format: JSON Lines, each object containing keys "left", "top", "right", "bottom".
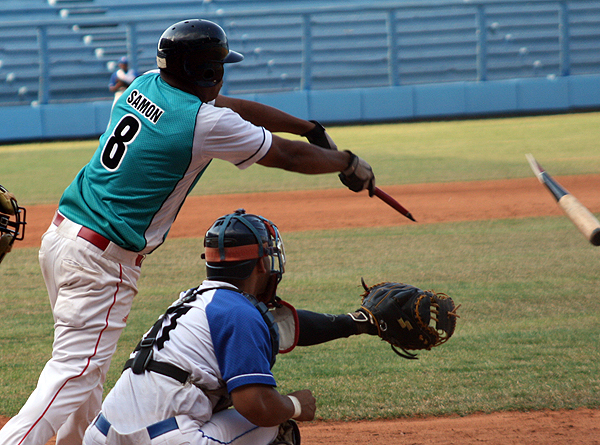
{"left": 295, "top": 310, "right": 367, "bottom": 346}
{"left": 288, "top": 279, "right": 459, "bottom": 360}
{"left": 231, "top": 385, "right": 315, "bottom": 426}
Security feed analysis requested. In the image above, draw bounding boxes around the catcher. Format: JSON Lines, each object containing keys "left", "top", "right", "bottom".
{"left": 82, "top": 210, "right": 458, "bottom": 445}
{"left": 0, "top": 184, "right": 26, "bottom": 265}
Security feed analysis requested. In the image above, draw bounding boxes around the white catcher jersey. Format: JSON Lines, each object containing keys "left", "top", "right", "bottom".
{"left": 59, "top": 72, "right": 272, "bottom": 254}
{"left": 101, "top": 281, "right": 277, "bottom": 433}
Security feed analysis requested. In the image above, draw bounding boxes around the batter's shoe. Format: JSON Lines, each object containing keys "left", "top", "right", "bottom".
{"left": 268, "top": 419, "right": 301, "bottom": 445}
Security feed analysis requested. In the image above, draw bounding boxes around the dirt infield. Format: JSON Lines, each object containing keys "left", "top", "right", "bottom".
{"left": 7, "top": 174, "right": 600, "bottom": 444}
{"left": 300, "top": 408, "right": 600, "bottom": 444}
{"left": 15, "top": 175, "right": 600, "bottom": 249}
{"left": 1, "top": 408, "right": 599, "bottom": 445}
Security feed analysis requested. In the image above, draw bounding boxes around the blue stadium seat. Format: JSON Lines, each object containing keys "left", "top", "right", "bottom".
{"left": 0, "top": 1, "right": 60, "bottom": 22}
{"left": 1, "top": 0, "right": 600, "bottom": 106}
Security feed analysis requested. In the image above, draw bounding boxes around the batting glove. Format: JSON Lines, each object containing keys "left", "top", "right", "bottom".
{"left": 302, "top": 120, "right": 338, "bottom": 150}
{"left": 339, "top": 150, "right": 375, "bottom": 196}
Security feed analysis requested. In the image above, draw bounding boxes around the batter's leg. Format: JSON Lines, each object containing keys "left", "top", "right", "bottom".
{"left": 0, "top": 229, "right": 140, "bottom": 445}
{"left": 56, "top": 380, "right": 104, "bottom": 445}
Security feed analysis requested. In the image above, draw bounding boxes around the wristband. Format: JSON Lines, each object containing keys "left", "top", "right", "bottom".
{"left": 287, "top": 395, "right": 302, "bottom": 419}
{"left": 341, "top": 150, "right": 358, "bottom": 175}
{"left": 301, "top": 120, "right": 325, "bottom": 138}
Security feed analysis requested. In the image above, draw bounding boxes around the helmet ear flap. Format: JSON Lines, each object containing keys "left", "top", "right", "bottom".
{"left": 200, "top": 62, "right": 224, "bottom": 84}
{"left": 202, "top": 67, "right": 215, "bottom": 80}
{"left": 183, "top": 59, "right": 224, "bottom": 87}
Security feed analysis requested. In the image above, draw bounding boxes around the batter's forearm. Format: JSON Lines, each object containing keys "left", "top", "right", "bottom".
{"left": 215, "top": 95, "right": 313, "bottom": 135}
{"left": 258, "top": 137, "right": 351, "bottom": 174}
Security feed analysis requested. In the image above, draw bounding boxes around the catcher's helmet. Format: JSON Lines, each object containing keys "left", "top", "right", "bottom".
{"left": 202, "top": 209, "right": 285, "bottom": 282}
{"left": 157, "top": 19, "right": 243, "bottom": 88}
{"left": 0, "top": 185, "right": 26, "bottom": 265}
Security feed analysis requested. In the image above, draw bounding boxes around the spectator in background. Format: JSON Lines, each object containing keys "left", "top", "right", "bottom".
{"left": 108, "top": 56, "right": 138, "bottom": 103}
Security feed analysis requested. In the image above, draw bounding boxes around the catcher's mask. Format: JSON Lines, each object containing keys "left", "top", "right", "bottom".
{"left": 0, "top": 185, "right": 26, "bottom": 264}
{"left": 156, "top": 19, "right": 243, "bottom": 88}
{"left": 202, "top": 209, "right": 285, "bottom": 283}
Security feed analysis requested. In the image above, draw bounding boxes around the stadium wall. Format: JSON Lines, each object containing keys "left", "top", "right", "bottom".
{"left": 2, "top": 1, "right": 600, "bottom": 143}
{"left": 1, "top": 73, "right": 599, "bottom": 143}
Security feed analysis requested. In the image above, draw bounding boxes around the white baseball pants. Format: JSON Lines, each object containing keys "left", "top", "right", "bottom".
{"left": 0, "top": 216, "right": 142, "bottom": 445}
{"left": 83, "top": 409, "right": 279, "bottom": 445}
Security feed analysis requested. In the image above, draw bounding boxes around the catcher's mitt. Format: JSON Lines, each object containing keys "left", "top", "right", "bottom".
{"left": 356, "top": 279, "right": 459, "bottom": 359}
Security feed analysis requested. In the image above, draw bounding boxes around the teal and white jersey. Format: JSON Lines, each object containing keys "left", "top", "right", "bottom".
{"left": 59, "top": 72, "right": 272, "bottom": 253}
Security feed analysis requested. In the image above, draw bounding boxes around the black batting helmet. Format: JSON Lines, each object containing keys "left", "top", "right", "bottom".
{"left": 157, "top": 19, "right": 243, "bottom": 88}
{"left": 202, "top": 209, "right": 285, "bottom": 282}
{"left": 0, "top": 185, "right": 26, "bottom": 265}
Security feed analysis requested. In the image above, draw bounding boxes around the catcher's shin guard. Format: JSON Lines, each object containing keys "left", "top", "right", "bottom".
{"left": 269, "top": 419, "right": 301, "bottom": 445}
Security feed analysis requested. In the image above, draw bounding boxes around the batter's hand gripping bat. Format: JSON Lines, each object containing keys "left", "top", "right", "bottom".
{"left": 526, "top": 154, "right": 600, "bottom": 246}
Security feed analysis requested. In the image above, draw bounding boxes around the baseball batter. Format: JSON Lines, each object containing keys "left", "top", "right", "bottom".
{"left": 0, "top": 19, "right": 375, "bottom": 445}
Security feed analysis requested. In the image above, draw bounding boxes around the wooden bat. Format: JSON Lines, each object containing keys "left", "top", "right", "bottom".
{"left": 373, "top": 187, "right": 416, "bottom": 222}
{"left": 526, "top": 154, "right": 600, "bottom": 246}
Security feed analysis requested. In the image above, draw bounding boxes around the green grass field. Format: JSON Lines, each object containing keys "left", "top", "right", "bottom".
{"left": 1, "top": 112, "right": 599, "bottom": 420}
{"left": 3, "top": 112, "right": 600, "bottom": 204}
